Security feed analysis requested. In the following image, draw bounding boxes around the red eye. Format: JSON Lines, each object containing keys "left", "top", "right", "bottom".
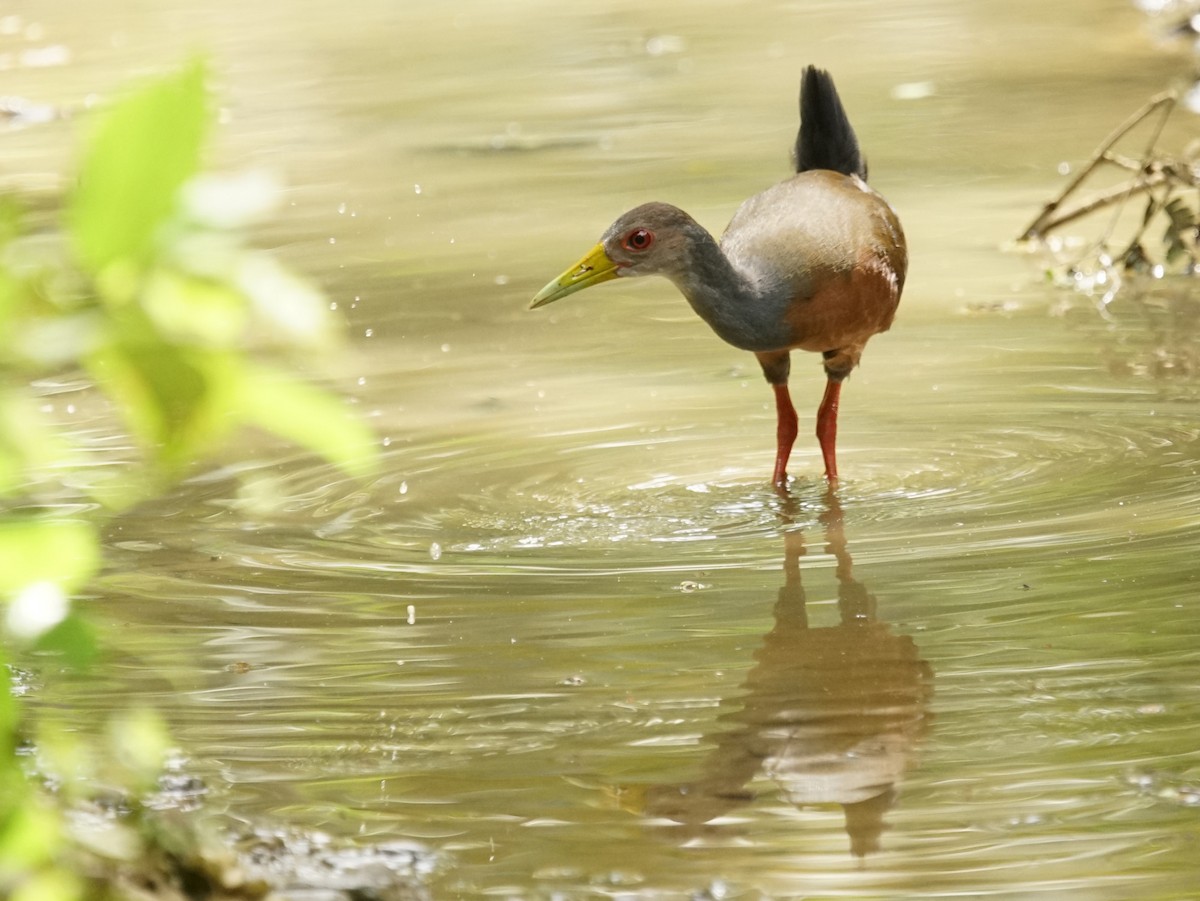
{"left": 622, "top": 228, "right": 654, "bottom": 252}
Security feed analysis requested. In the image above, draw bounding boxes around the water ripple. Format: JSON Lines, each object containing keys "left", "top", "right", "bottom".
{"left": 148, "top": 384, "right": 1200, "bottom": 584}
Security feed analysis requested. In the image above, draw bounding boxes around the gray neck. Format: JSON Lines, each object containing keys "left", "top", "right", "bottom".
{"left": 669, "top": 229, "right": 794, "bottom": 352}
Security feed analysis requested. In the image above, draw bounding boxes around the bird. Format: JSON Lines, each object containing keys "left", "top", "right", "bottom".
{"left": 529, "top": 66, "right": 906, "bottom": 487}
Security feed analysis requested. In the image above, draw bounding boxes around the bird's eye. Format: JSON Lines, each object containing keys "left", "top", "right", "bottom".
{"left": 622, "top": 228, "right": 655, "bottom": 252}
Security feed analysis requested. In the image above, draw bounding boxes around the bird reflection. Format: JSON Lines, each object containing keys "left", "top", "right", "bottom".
{"left": 622, "top": 491, "right": 932, "bottom": 856}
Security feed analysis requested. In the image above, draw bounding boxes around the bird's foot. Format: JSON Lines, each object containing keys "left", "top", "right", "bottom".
{"left": 772, "top": 473, "right": 793, "bottom": 497}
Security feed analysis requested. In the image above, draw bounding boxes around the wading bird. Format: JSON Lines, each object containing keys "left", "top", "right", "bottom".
{"left": 530, "top": 67, "right": 906, "bottom": 487}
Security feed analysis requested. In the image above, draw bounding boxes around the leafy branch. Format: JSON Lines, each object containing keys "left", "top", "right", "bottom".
{"left": 0, "top": 59, "right": 379, "bottom": 901}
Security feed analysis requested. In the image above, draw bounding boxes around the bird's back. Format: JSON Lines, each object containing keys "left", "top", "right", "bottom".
{"left": 720, "top": 172, "right": 904, "bottom": 353}
{"left": 713, "top": 65, "right": 907, "bottom": 357}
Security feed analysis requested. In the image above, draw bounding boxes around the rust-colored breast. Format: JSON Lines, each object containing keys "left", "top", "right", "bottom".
{"left": 765, "top": 172, "right": 906, "bottom": 357}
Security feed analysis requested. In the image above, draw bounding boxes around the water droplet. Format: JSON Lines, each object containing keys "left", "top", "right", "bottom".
{"left": 413, "top": 184, "right": 422, "bottom": 195}
{"left": 364, "top": 328, "right": 374, "bottom": 338}
{"left": 328, "top": 237, "right": 336, "bottom": 244}
{"left": 399, "top": 481, "right": 408, "bottom": 495}
{"left": 407, "top": 605, "right": 416, "bottom": 625}
{"left": 337, "top": 202, "right": 346, "bottom": 214}
{"left": 429, "top": 542, "right": 442, "bottom": 561}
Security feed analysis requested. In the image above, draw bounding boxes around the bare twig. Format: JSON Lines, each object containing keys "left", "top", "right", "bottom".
{"left": 1018, "top": 92, "right": 1179, "bottom": 241}
{"left": 1035, "top": 171, "right": 1169, "bottom": 237}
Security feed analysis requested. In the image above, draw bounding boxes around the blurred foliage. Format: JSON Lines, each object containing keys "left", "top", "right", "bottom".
{"left": 0, "top": 59, "right": 377, "bottom": 898}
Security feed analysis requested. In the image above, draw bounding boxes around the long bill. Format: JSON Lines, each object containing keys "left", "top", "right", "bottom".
{"left": 529, "top": 243, "right": 621, "bottom": 309}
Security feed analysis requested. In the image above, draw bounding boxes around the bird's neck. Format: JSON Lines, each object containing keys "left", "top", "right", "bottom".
{"left": 669, "top": 229, "right": 793, "bottom": 352}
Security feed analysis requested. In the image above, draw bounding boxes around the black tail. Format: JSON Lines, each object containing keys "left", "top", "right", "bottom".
{"left": 794, "top": 66, "right": 867, "bottom": 180}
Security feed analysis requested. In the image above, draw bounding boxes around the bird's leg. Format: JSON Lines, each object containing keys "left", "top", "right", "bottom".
{"left": 771, "top": 382, "right": 798, "bottom": 487}
{"left": 815, "top": 377, "right": 842, "bottom": 484}
{"left": 756, "top": 351, "right": 796, "bottom": 488}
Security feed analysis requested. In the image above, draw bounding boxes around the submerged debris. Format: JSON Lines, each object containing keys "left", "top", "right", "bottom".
{"left": 70, "top": 812, "right": 437, "bottom": 901}
{"left": 234, "top": 825, "right": 437, "bottom": 901}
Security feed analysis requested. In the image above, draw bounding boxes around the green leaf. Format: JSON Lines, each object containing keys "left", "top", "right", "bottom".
{"left": 0, "top": 800, "right": 61, "bottom": 873}
{"left": 0, "top": 520, "right": 98, "bottom": 599}
{"left": 0, "top": 391, "right": 71, "bottom": 496}
{"left": 9, "top": 868, "right": 83, "bottom": 901}
{"left": 31, "top": 613, "right": 98, "bottom": 670}
{"left": 85, "top": 328, "right": 237, "bottom": 472}
{"left": 0, "top": 645, "right": 16, "bottom": 757}
{"left": 107, "top": 707, "right": 169, "bottom": 788}
{"left": 0, "top": 268, "right": 26, "bottom": 337}
{"left": 1161, "top": 197, "right": 1194, "bottom": 264}
{"left": 237, "top": 365, "right": 378, "bottom": 479}
{"left": 141, "top": 268, "right": 248, "bottom": 347}
{"left": 68, "top": 59, "right": 209, "bottom": 273}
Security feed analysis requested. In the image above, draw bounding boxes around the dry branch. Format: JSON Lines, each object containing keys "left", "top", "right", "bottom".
{"left": 1018, "top": 92, "right": 1185, "bottom": 242}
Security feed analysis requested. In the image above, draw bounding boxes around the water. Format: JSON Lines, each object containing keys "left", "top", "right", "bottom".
{"left": 12, "top": 0, "right": 1200, "bottom": 897}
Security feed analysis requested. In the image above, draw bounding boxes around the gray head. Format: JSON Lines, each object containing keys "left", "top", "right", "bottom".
{"left": 530, "top": 201, "right": 709, "bottom": 308}
{"left": 596, "top": 202, "right": 710, "bottom": 280}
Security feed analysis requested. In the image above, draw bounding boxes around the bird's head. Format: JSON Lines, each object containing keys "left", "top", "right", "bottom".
{"left": 529, "top": 202, "right": 700, "bottom": 309}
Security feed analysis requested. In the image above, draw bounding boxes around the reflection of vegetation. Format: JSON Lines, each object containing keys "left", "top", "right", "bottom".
{"left": 1059, "top": 287, "right": 1200, "bottom": 389}
{"left": 1018, "top": 92, "right": 1200, "bottom": 305}
{"left": 1, "top": 60, "right": 376, "bottom": 899}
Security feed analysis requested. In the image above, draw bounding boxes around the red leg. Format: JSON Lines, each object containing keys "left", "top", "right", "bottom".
{"left": 771, "top": 383, "right": 798, "bottom": 487}
{"left": 816, "top": 378, "right": 842, "bottom": 484}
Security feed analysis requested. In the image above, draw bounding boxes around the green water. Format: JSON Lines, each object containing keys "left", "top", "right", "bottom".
{"left": 11, "top": 0, "right": 1200, "bottom": 897}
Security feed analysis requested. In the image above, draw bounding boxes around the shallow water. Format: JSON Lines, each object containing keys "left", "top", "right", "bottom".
{"left": 12, "top": 0, "right": 1200, "bottom": 898}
